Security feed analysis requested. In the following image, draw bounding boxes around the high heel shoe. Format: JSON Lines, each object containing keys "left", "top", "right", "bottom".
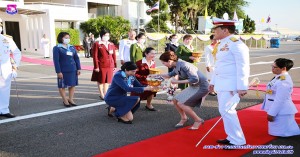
{"left": 68, "top": 100, "right": 77, "bottom": 106}
{"left": 106, "top": 106, "right": 114, "bottom": 117}
{"left": 117, "top": 118, "right": 132, "bottom": 124}
{"left": 63, "top": 101, "right": 71, "bottom": 107}
{"left": 188, "top": 119, "right": 205, "bottom": 130}
{"left": 174, "top": 118, "right": 189, "bottom": 128}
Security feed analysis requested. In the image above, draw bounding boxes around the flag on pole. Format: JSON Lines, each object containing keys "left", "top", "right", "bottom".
{"left": 204, "top": 5, "right": 208, "bottom": 19}
{"left": 146, "top": 1, "right": 159, "bottom": 12}
{"left": 260, "top": 18, "right": 265, "bottom": 23}
{"left": 233, "top": 10, "right": 238, "bottom": 21}
{"left": 266, "top": 15, "right": 271, "bottom": 23}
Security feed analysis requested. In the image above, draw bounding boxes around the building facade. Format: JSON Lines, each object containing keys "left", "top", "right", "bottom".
{"left": 0, "top": 0, "right": 150, "bottom": 57}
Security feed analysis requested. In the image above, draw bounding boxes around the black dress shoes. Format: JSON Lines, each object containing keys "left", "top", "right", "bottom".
{"left": 68, "top": 100, "right": 77, "bottom": 106}
{"left": 145, "top": 106, "right": 157, "bottom": 111}
{"left": 0, "top": 113, "right": 16, "bottom": 118}
{"left": 106, "top": 106, "right": 114, "bottom": 117}
{"left": 216, "top": 139, "right": 231, "bottom": 144}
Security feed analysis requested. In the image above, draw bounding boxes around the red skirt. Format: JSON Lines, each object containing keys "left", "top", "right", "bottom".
{"left": 91, "top": 68, "right": 114, "bottom": 83}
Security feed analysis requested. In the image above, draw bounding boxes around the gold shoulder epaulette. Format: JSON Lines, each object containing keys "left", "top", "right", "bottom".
{"left": 4, "top": 34, "right": 12, "bottom": 39}
{"left": 230, "top": 37, "right": 238, "bottom": 42}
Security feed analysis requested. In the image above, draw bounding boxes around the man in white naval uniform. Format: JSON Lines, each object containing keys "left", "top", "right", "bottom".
{"left": 262, "top": 58, "right": 300, "bottom": 137}
{"left": 204, "top": 34, "right": 218, "bottom": 96}
{"left": 119, "top": 30, "right": 136, "bottom": 65}
{"left": 0, "top": 19, "right": 22, "bottom": 118}
{"left": 209, "top": 18, "right": 250, "bottom": 146}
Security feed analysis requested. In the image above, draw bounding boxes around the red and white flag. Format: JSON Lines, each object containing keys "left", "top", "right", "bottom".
{"left": 146, "top": 1, "right": 159, "bottom": 12}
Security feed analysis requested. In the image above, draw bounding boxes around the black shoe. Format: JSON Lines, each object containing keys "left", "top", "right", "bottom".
{"left": 216, "top": 139, "right": 230, "bottom": 144}
{"left": 117, "top": 118, "right": 132, "bottom": 124}
{"left": 63, "top": 102, "right": 71, "bottom": 107}
{"left": 209, "top": 92, "right": 217, "bottom": 96}
{"left": 0, "top": 113, "right": 16, "bottom": 118}
{"left": 106, "top": 106, "right": 114, "bottom": 117}
{"left": 99, "top": 96, "right": 104, "bottom": 100}
{"left": 68, "top": 100, "right": 77, "bottom": 106}
{"left": 145, "top": 106, "right": 157, "bottom": 111}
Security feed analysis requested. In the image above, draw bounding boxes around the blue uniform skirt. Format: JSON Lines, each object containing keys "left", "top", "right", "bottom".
{"left": 105, "top": 96, "right": 140, "bottom": 117}
{"left": 57, "top": 71, "right": 78, "bottom": 88}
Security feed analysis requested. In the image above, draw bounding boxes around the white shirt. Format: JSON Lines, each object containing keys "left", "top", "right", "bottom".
{"left": 141, "top": 57, "right": 155, "bottom": 68}
{"left": 210, "top": 35, "right": 250, "bottom": 91}
{"left": 119, "top": 39, "right": 137, "bottom": 62}
{"left": 204, "top": 44, "right": 215, "bottom": 67}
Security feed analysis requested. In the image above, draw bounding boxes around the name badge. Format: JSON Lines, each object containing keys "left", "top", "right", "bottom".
{"left": 67, "top": 51, "right": 73, "bottom": 56}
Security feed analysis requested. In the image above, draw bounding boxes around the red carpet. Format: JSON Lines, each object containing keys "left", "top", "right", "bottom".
{"left": 21, "top": 56, "right": 94, "bottom": 71}
{"left": 94, "top": 85, "right": 300, "bottom": 157}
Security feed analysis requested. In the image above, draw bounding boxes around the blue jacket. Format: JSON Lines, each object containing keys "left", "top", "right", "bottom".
{"left": 53, "top": 44, "right": 81, "bottom": 73}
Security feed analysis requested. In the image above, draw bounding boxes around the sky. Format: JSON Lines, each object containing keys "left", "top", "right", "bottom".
{"left": 243, "top": 0, "right": 300, "bottom": 32}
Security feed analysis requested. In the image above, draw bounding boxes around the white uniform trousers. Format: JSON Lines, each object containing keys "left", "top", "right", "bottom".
{"left": 269, "top": 114, "right": 300, "bottom": 137}
{"left": 0, "top": 75, "right": 12, "bottom": 114}
{"left": 217, "top": 91, "right": 246, "bottom": 145}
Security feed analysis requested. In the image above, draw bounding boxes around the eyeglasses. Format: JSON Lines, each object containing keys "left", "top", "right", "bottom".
{"left": 271, "top": 65, "right": 279, "bottom": 69}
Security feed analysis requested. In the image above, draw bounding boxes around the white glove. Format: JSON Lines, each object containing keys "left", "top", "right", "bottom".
{"left": 11, "top": 71, "right": 18, "bottom": 79}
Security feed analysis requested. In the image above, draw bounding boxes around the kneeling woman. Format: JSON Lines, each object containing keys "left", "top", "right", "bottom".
{"left": 104, "top": 62, "right": 156, "bottom": 124}
{"left": 150, "top": 51, "right": 209, "bottom": 130}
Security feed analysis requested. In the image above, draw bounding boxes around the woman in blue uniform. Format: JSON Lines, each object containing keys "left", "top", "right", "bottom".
{"left": 104, "top": 62, "right": 156, "bottom": 124}
{"left": 53, "top": 32, "right": 81, "bottom": 107}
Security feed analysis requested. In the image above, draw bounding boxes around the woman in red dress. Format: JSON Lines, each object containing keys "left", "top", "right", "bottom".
{"left": 91, "top": 29, "right": 117, "bottom": 99}
{"left": 131, "top": 47, "right": 157, "bottom": 111}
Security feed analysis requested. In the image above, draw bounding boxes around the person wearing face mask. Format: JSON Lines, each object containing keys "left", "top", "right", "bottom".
{"left": 53, "top": 32, "right": 81, "bottom": 107}
{"left": 165, "top": 34, "right": 179, "bottom": 72}
{"left": 119, "top": 30, "right": 137, "bottom": 65}
{"left": 0, "top": 18, "right": 22, "bottom": 118}
{"left": 91, "top": 28, "right": 117, "bottom": 100}
{"left": 130, "top": 33, "right": 146, "bottom": 63}
{"left": 131, "top": 47, "right": 157, "bottom": 111}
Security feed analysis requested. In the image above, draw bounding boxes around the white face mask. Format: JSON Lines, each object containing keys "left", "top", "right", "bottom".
{"left": 139, "top": 39, "right": 146, "bottom": 44}
{"left": 63, "top": 38, "right": 70, "bottom": 44}
{"left": 102, "top": 36, "right": 110, "bottom": 42}
{"left": 171, "top": 39, "right": 178, "bottom": 43}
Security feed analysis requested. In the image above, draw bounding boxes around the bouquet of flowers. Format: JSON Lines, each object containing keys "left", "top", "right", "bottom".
{"left": 161, "top": 77, "right": 178, "bottom": 102}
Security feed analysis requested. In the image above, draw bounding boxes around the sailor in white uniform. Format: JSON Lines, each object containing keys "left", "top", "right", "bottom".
{"left": 0, "top": 19, "right": 22, "bottom": 118}
{"left": 262, "top": 58, "right": 300, "bottom": 137}
{"left": 204, "top": 34, "right": 217, "bottom": 81}
{"left": 209, "top": 18, "right": 250, "bottom": 146}
{"left": 119, "top": 30, "right": 136, "bottom": 65}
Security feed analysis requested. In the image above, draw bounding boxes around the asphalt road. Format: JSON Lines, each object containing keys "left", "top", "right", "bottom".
{"left": 0, "top": 41, "right": 300, "bottom": 157}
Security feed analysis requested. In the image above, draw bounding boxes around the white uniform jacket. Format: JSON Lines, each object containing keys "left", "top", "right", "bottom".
{"left": 262, "top": 72, "right": 298, "bottom": 116}
{"left": 0, "top": 35, "right": 21, "bottom": 79}
{"left": 204, "top": 44, "right": 215, "bottom": 68}
{"left": 210, "top": 35, "right": 250, "bottom": 91}
{"left": 119, "top": 39, "right": 136, "bottom": 62}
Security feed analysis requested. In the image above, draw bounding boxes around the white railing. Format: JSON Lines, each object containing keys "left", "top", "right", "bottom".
{"left": 24, "top": 2, "right": 85, "bottom": 8}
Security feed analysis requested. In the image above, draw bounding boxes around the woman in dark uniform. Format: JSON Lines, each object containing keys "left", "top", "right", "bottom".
{"left": 150, "top": 51, "right": 209, "bottom": 130}
{"left": 165, "top": 34, "right": 179, "bottom": 72}
{"left": 91, "top": 29, "right": 117, "bottom": 100}
{"left": 53, "top": 32, "right": 81, "bottom": 107}
{"left": 104, "top": 62, "right": 156, "bottom": 124}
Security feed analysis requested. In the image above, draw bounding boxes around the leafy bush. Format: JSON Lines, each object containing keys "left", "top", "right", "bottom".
{"left": 80, "top": 15, "right": 131, "bottom": 45}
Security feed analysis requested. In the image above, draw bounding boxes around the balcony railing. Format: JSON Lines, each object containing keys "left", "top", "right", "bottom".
{"left": 24, "top": 2, "right": 85, "bottom": 8}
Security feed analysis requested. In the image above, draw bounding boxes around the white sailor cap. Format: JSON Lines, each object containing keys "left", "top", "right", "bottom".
{"left": 212, "top": 17, "right": 236, "bottom": 29}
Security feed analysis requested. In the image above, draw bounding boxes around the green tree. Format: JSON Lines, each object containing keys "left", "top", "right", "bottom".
{"left": 243, "top": 15, "right": 256, "bottom": 34}
{"left": 80, "top": 15, "right": 131, "bottom": 44}
{"left": 206, "top": 0, "right": 249, "bottom": 19}
{"left": 144, "top": 0, "right": 170, "bottom": 33}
